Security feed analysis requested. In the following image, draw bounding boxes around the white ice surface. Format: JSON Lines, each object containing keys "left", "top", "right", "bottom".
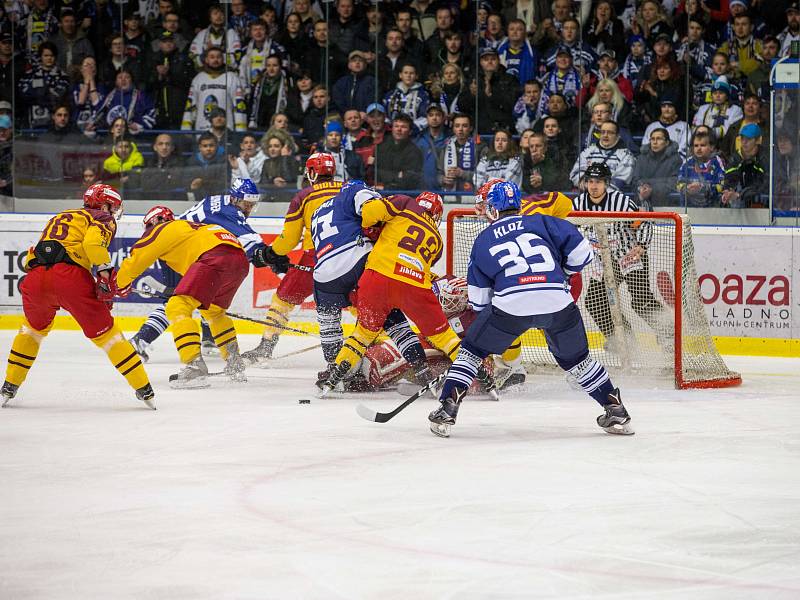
{"left": 1, "top": 330, "right": 799, "bottom": 600}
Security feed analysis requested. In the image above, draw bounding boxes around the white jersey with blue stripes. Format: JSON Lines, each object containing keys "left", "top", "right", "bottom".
{"left": 179, "top": 194, "right": 265, "bottom": 261}
{"left": 467, "top": 214, "right": 593, "bottom": 316}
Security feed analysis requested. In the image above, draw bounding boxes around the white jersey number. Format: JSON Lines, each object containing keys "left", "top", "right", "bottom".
{"left": 311, "top": 209, "right": 339, "bottom": 249}
{"left": 489, "top": 233, "right": 555, "bottom": 277}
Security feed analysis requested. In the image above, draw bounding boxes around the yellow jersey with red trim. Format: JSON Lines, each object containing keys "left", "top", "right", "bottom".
{"left": 272, "top": 180, "right": 343, "bottom": 254}
{"left": 25, "top": 208, "right": 117, "bottom": 272}
{"left": 520, "top": 192, "right": 573, "bottom": 218}
{"left": 361, "top": 194, "right": 443, "bottom": 289}
{"left": 116, "top": 219, "right": 243, "bottom": 288}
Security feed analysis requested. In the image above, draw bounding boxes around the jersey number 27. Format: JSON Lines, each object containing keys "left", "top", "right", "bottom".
{"left": 489, "top": 233, "right": 555, "bottom": 277}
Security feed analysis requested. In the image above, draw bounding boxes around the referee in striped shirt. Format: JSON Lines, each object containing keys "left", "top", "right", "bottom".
{"left": 573, "top": 162, "right": 666, "bottom": 344}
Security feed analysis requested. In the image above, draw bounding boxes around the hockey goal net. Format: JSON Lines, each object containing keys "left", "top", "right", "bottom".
{"left": 446, "top": 209, "right": 741, "bottom": 389}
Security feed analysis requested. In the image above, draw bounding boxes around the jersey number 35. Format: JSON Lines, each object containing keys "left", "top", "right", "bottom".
{"left": 489, "top": 233, "right": 555, "bottom": 277}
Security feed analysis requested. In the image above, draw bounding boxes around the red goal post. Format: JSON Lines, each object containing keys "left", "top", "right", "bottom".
{"left": 445, "top": 209, "right": 742, "bottom": 390}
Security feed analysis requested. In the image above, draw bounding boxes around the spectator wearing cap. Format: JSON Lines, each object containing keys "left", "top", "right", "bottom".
{"left": 636, "top": 32, "right": 676, "bottom": 84}
{"left": 457, "top": 47, "right": 518, "bottom": 133}
{"left": 15, "top": 0, "right": 58, "bottom": 59}
{"left": 538, "top": 46, "right": 582, "bottom": 109}
{"left": 17, "top": 41, "right": 70, "bottom": 128}
{"left": 497, "top": 19, "right": 540, "bottom": 86}
{"left": 189, "top": 4, "right": 242, "bottom": 70}
{"left": 438, "top": 113, "right": 484, "bottom": 191}
{"left": 332, "top": 50, "right": 377, "bottom": 114}
{"left": 721, "top": 92, "right": 769, "bottom": 161}
{"left": 677, "top": 129, "right": 727, "bottom": 207}
{"left": 50, "top": 8, "right": 94, "bottom": 76}
{"left": 632, "top": 127, "right": 683, "bottom": 207}
{"left": 630, "top": 0, "right": 674, "bottom": 49}
{"left": 148, "top": 11, "right": 189, "bottom": 53}
{"left": 779, "top": 2, "right": 800, "bottom": 56}
{"left": 145, "top": 29, "right": 195, "bottom": 129}
{"left": 122, "top": 11, "right": 151, "bottom": 64}
{"left": 542, "top": 18, "right": 597, "bottom": 75}
{"left": 677, "top": 18, "right": 717, "bottom": 88}
{"left": 317, "top": 120, "right": 364, "bottom": 181}
{"left": 693, "top": 76, "right": 743, "bottom": 140}
{"left": 0, "top": 114, "right": 12, "bottom": 195}
{"left": 577, "top": 49, "right": 634, "bottom": 106}
{"left": 513, "top": 79, "right": 544, "bottom": 134}
{"left": 247, "top": 55, "right": 289, "bottom": 128}
{"left": 642, "top": 96, "right": 690, "bottom": 157}
{"left": 301, "top": 85, "right": 332, "bottom": 150}
{"left": 415, "top": 103, "right": 450, "bottom": 190}
{"left": 354, "top": 102, "right": 390, "bottom": 184}
{"left": 383, "top": 62, "right": 432, "bottom": 134}
{"left": 721, "top": 123, "right": 767, "bottom": 207}
{"left": 239, "top": 20, "right": 288, "bottom": 95}
{"left": 328, "top": 0, "right": 369, "bottom": 64}
{"left": 374, "top": 113, "right": 423, "bottom": 190}
{"left": 620, "top": 35, "right": 653, "bottom": 91}
{"left": 719, "top": 0, "right": 769, "bottom": 44}
{"left": 636, "top": 56, "right": 685, "bottom": 125}
{"left": 570, "top": 120, "right": 635, "bottom": 190}
{"left": 584, "top": 0, "right": 627, "bottom": 60}
{"left": 182, "top": 47, "right": 247, "bottom": 132}
{"left": 694, "top": 51, "right": 744, "bottom": 110}
{"left": 747, "top": 35, "right": 780, "bottom": 99}
{"left": 718, "top": 11, "right": 764, "bottom": 77}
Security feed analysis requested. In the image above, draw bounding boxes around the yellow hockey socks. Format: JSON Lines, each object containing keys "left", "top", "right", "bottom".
{"left": 4, "top": 318, "right": 51, "bottom": 387}
{"left": 92, "top": 325, "right": 150, "bottom": 391}
{"left": 166, "top": 295, "right": 202, "bottom": 363}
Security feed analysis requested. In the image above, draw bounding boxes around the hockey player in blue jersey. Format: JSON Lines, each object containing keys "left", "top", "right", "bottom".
{"left": 130, "top": 169, "right": 284, "bottom": 363}
{"left": 428, "top": 181, "right": 634, "bottom": 437}
{"left": 311, "top": 180, "right": 438, "bottom": 392}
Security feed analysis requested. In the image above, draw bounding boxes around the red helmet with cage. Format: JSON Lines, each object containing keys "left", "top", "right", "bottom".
{"left": 475, "top": 178, "right": 504, "bottom": 217}
{"left": 415, "top": 191, "right": 444, "bottom": 226}
{"left": 83, "top": 183, "right": 123, "bottom": 219}
{"left": 143, "top": 205, "right": 175, "bottom": 230}
{"left": 304, "top": 152, "right": 336, "bottom": 183}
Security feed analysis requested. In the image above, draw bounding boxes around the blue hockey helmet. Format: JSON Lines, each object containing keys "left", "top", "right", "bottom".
{"left": 485, "top": 181, "right": 521, "bottom": 221}
{"left": 229, "top": 177, "right": 260, "bottom": 203}
{"left": 341, "top": 179, "right": 368, "bottom": 193}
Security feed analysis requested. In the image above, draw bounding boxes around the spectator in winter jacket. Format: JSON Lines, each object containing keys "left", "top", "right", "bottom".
{"left": 457, "top": 48, "right": 519, "bottom": 133}
{"left": 50, "top": 8, "right": 95, "bottom": 76}
{"left": 354, "top": 103, "right": 391, "bottom": 184}
{"left": 632, "top": 129, "right": 683, "bottom": 207}
{"left": 317, "top": 120, "right": 365, "bottom": 181}
{"left": 721, "top": 123, "right": 768, "bottom": 208}
{"left": 497, "top": 19, "right": 540, "bottom": 86}
{"left": 693, "top": 77, "right": 743, "bottom": 141}
{"left": 146, "top": 30, "right": 195, "bottom": 129}
{"left": 677, "top": 131, "right": 727, "bottom": 207}
{"left": 260, "top": 135, "right": 299, "bottom": 188}
{"left": 71, "top": 56, "right": 107, "bottom": 133}
{"left": 185, "top": 132, "right": 229, "bottom": 200}
{"left": 513, "top": 80, "right": 544, "bottom": 134}
{"left": 302, "top": 20, "right": 345, "bottom": 85}
{"left": 39, "top": 105, "right": 86, "bottom": 146}
{"left": 428, "top": 30, "right": 474, "bottom": 83}
{"left": 438, "top": 113, "right": 484, "bottom": 192}
{"left": 383, "top": 62, "right": 431, "bottom": 134}
{"left": 89, "top": 68, "right": 156, "bottom": 135}
{"left": 475, "top": 130, "right": 523, "bottom": 188}
{"left": 328, "top": 0, "right": 370, "bottom": 65}
{"left": 140, "top": 133, "right": 186, "bottom": 199}
{"left": 642, "top": 97, "right": 690, "bottom": 158}
{"left": 189, "top": 4, "right": 242, "bottom": 70}
{"left": 539, "top": 46, "right": 582, "bottom": 109}
{"left": 423, "top": 6, "right": 457, "bottom": 64}
{"left": 248, "top": 55, "right": 289, "bottom": 128}
{"left": 374, "top": 114, "right": 423, "bottom": 190}
{"left": 331, "top": 51, "right": 377, "bottom": 114}
{"left": 577, "top": 49, "right": 634, "bottom": 106}
{"left": 301, "top": 85, "right": 333, "bottom": 150}
{"left": 620, "top": 35, "right": 653, "bottom": 91}
{"left": 570, "top": 120, "right": 635, "bottom": 190}
{"left": 17, "top": 41, "right": 70, "bottom": 128}
{"left": 533, "top": 94, "right": 578, "bottom": 154}
{"left": 522, "top": 132, "right": 568, "bottom": 194}
{"left": 720, "top": 93, "right": 769, "bottom": 163}
{"left": 415, "top": 104, "right": 449, "bottom": 190}
{"left": 102, "top": 135, "right": 145, "bottom": 185}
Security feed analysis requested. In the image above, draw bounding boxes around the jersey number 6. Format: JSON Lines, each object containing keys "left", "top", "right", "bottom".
{"left": 489, "top": 233, "right": 555, "bottom": 277}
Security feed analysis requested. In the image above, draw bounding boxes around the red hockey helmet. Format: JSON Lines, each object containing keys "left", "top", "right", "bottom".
{"left": 83, "top": 183, "right": 123, "bottom": 219}
{"left": 475, "top": 178, "right": 504, "bottom": 217}
{"left": 415, "top": 191, "right": 444, "bottom": 226}
{"left": 304, "top": 152, "right": 336, "bottom": 183}
{"left": 143, "top": 205, "right": 175, "bottom": 230}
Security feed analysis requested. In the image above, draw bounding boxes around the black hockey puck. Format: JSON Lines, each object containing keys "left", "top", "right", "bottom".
{"left": 299, "top": 399, "right": 311, "bottom": 404}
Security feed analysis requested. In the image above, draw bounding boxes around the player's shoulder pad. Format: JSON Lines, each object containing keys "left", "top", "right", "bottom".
{"left": 83, "top": 207, "right": 115, "bottom": 223}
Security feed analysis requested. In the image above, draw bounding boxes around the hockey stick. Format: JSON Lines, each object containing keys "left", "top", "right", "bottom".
{"left": 355, "top": 372, "right": 447, "bottom": 423}
{"left": 274, "top": 343, "right": 322, "bottom": 359}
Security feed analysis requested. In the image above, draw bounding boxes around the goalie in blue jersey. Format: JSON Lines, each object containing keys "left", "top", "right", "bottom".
{"left": 428, "top": 181, "right": 634, "bottom": 438}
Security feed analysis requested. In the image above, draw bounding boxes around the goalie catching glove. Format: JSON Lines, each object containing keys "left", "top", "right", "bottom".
{"left": 252, "top": 244, "right": 290, "bottom": 273}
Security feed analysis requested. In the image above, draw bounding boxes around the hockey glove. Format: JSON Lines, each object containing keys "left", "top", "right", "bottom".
{"left": 252, "top": 245, "right": 290, "bottom": 274}
{"left": 96, "top": 268, "right": 131, "bottom": 302}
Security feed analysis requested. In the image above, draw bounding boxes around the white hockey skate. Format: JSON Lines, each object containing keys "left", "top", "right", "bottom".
{"left": 224, "top": 344, "right": 247, "bottom": 383}
{"left": 130, "top": 334, "right": 151, "bottom": 363}
{"left": 169, "top": 356, "right": 210, "bottom": 389}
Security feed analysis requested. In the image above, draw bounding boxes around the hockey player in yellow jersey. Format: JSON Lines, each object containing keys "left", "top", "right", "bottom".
{"left": 1, "top": 184, "right": 154, "bottom": 409}
{"left": 474, "top": 179, "right": 579, "bottom": 389}
{"left": 112, "top": 210, "right": 250, "bottom": 388}
{"left": 320, "top": 191, "right": 497, "bottom": 398}
{"left": 242, "top": 153, "right": 343, "bottom": 365}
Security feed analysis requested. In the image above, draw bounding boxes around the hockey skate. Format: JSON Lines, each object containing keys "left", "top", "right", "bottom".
{"left": 201, "top": 339, "right": 220, "bottom": 357}
{"left": 130, "top": 334, "right": 151, "bottom": 363}
{"left": 241, "top": 335, "right": 278, "bottom": 367}
{"left": 493, "top": 357, "right": 526, "bottom": 391}
{"left": 1, "top": 380, "right": 19, "bottom": 408}
{"left": 428, "top": 387, "right": 467, "bottom": 437}
{"left": 597, "top": 388, "right": 634, "bottom": 435}
{"left": 135, "top": 383, "right": 156, "bottom": 410}
{"left": 168, "top": 356, "right": 210, "bottom": 389}
{"left": 476, "top": 364, "right": 499, "bottom": 400}
{"left": 223, "top": 344, "right": 247, "bottom": 383}
{"left": 318, "top": 361, "right": 351, "bottom": 398}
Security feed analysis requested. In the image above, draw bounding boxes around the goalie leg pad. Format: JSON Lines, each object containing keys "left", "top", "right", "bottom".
{"left": 166, "top": 295, "right": 202, "bottom": 363}
{"left": 92, "top": 325, "right": 150, "bottom": 391}
{"left": 4, "top": 318, "right": 51, "bottom": 388}
{"left": 362, "top": 342, "right": 410, "bottom": 389}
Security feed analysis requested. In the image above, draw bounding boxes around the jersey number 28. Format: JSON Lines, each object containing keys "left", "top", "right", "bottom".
{"left": 489, "top": 233, "right": 555, "bottom": 277}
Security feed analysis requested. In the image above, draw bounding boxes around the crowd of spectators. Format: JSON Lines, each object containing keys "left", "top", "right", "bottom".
{"left": 1, "top": 0, "right": 799, "bottom": 208}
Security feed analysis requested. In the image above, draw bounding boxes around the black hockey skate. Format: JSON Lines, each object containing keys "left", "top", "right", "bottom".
{"left": 597, "top": 388, "right": 634, "bottom": 435}
{"left": 476, "top": 364, "right": 499, "bottom": 400}
{"left": 428, "top": 387, "right": 467, "bottom": 437}
{"left": 318, "top": 361, "right": 351, "bottom": 398}
{"left": 130, "top": 334, "right": 150, "bottom": 363}
{"left": 135, "top": 383, "right": 156, "bottom": 410}
{"left": 241, "top": 334, "right": 278, "bottom": 367}
{"left": 169, "top": 356, "right": 210, "bottom": 389}
{"left": 223, "top": 344, "right": 247, "bottom": 383}
{"left": 1, "top": 380, "right": 19, "bottom": 408}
